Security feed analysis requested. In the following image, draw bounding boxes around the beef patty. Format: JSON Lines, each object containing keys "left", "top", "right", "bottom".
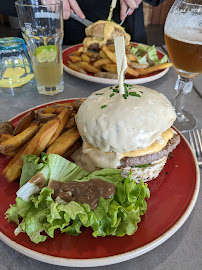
{"left": 119, "top": 134, "right": 180, "bottom": 167}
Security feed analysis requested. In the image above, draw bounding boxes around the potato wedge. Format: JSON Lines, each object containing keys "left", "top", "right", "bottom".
{"left": 94, "top": 72, "right": 118, "bottom": 79}
{"left": 69, "top": 55, "right": 82, "bottom": 63}
{"left": 46, "top": 126, "right": 80, "bottom": 156}
{"left": 3, "top": 117, "right": 60, "bottom": 182}
{"left": 137, "top": 63, "right": 173, "bottom": 76}
{"left": 129, "top": 62, "right": 148, "bottom": 69}
{"left": 36, "top": 112, "right": 57, "bottom": 123}
{"left": 0, "top": 134, "right": 14, "bottom": 143}
{"left": 78, "top": 61, "right": 100, "bottom": 74}
{"left": 0, "top": 122, "right": 14, "bottom": 135}
{"left": 63, "top": 138, "right": 82, "bottom": 158}
{"left": 126, "top": 66, "right": 139, "bottom": 77}
{"left": 107, "top": 44, "right": 115, "bottom": 52}
{"left": 102, "top": 64, "right": 117, "bottom": 74}
{"left": 72, "top": 51, "right": 82, "bottom": 56}
{"left": 99, "top": 50, "right": 108, "bottom": 59}
{"left": 56, "top": 102, "right": 75, "bottom": 109}
{"left": 13, "top": 111, "right": 35, "bottom": 136}
{"left": 43, "top": 105, "right": 59, "bottom": 114}
{"left": 102, "top": 45, "right": 116, "bottom": 63}
{"left": 81, "top": 53, "right": 90, "bottom": 63}
{"left": 0, "top": 122, "right": 39, "bottom": 154}
{"left": 67, "top": 62, "right": 87, "bottom": 74}
{"left": 73, "top": 98, "right": 85, "bottom": 111}
{"left": 86, "top": 52, "right": 94, "bottom": 57}
{"left": 65, "top": 116, "right": 75, "bottom": 129}
{"left": 127, "top": 54, "right": 138, "bottom": 62}
{"left": 78, "top": 47, "right": 84, "bottom": 53}
{"left": 3, "top": 151, "right": 17, "bottom": 157}
{"left": 93, "top": 58, "right": 112, "bottom": 68}
{"left": 46, "top": 106, "right": 72, "bottom": 147}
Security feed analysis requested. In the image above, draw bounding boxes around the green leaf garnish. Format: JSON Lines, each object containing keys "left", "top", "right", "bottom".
{"left": 101, "top": 105, "right": 107, "bottom": 109}
{"left": 129, "top": 92, "right": 141, "bottom": 97}
{"left": 95, "top": 93, "right": 104, "bottom": 95}
{"left": 110, "top": 93, "right": 115, "bottom": 97}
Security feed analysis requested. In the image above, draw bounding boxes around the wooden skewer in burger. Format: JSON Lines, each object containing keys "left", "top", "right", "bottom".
{"left": 72, "top": 36, "right": 180, "bottom": 182}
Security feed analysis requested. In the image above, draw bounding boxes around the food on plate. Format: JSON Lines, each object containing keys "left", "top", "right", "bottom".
{"left": 0, "top": 122, "right": 39, "bottom": 154}
{"left": 46, "top": 106, "right": 72, "bottom": 147}
{"left": 65, "top": 18, "right": 171, "bottom": 79}
{"left": 13, "top": 111, "right": 35, "bottom": 136}
{"left": 3, "top": 117, "right": 60, "bottom": 182}
{"left": 66, "top": 42, "right": 172, "bottom": 79}
{"left": 5, "top": 153, "right": 150, "bottom": 243}
{"left": 1, "top": 100, "right": 84, "bottom": 182}
{"left": 73, "top": 85, "right": 180, "bottom": 182}
{"left": 0, "top": 134, "right": 14, "bottom": 143}
{"left": 46, "top": 126, "right": 80, "bottom": 155}
{"left": 83, "top": 20, "right": 131, "bottom": 51}
{"left": 0, "top": 121, "right": 15, "bottom": 135}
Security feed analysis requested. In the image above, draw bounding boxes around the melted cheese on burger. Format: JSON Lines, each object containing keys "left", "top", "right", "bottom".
{"left": 83, "top": 20, "right": 131, "bottom": 50}
{"left": 72, "top": 128, "right": 174, "bottom": 172}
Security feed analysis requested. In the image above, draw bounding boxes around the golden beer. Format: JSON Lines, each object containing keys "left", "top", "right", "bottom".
{"left": 165, "top": 34, "right": 202, "bottom": 77}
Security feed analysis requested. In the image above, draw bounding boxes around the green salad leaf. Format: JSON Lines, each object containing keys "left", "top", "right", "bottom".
{"left": 131, "top": 43, "right": 168, "bottom": 66}
{"left": 20, "top": 153, "right": 47, "bottom": 187}
{"left": 6, "top": 165, "right": 150, "bottom": 243}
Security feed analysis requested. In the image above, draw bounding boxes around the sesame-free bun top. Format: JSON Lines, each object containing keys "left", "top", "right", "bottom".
{"left": 76, "top": 85, "right": 176, "bottom": 153}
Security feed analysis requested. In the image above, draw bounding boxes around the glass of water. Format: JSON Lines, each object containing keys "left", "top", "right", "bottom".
{"left": 0, "top": 37, "right": 35, "bottom": 96}
{"left": 15, "top": 0, "right": 64, "bottom": 96}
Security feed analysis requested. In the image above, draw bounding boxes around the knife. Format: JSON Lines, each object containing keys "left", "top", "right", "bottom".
{"left": 70, "top": 12, "right": 93, "bottom": 27}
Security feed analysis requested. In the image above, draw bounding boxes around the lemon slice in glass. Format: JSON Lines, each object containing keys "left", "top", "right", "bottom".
{"left": 34, "top": 45, "right": 57, "bottom": 63}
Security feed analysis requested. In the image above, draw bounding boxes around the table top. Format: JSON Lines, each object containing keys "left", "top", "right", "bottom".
{"left": 0, "top": 46, "right": 201, "bottom": 270}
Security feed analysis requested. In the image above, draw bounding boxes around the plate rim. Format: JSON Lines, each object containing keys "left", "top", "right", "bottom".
{"left": 0, "top": 99, "right": 200, "bottom": 267}
{"left": 62, "top": 44, "right": 170, "bottom": 85}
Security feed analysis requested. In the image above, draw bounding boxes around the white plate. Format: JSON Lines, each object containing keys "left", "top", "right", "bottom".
{"left": 63, "top": 44, "right": 170, "bottom": 85}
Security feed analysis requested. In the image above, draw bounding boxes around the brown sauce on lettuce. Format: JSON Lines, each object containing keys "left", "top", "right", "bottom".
{"left": 29, "top": 173, "right": 46, "bottom": 189}
{"left": 51, "top": 179, "right": 116, "bottom": 210}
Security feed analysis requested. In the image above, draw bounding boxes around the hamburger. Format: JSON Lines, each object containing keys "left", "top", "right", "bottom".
{"left": 83, "top": 20, "right": 131, "bottom": 51}
{"left": 72, "top": 85, "right": 180, "bottom": 182}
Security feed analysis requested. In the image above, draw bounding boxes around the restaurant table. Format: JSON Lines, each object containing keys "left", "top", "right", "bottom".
{"left": 0, "top": 46, "right": 201, "bottom": 270}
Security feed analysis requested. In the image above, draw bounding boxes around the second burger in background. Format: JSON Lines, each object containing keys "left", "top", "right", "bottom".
{"left": 83, "top": 20, "right": 131, "bottom": 52}
{"left": 72, "top": 84, "right": 180, "bottom": 182}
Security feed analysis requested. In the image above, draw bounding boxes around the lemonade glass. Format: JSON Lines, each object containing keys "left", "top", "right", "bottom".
{"left": 15, "top": 0, "right": 64, "bottom": 96}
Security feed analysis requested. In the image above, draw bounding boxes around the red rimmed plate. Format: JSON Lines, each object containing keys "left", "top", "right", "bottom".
{"left": 0, "top": 99, "right": 200, "bottom": 267}
{"left": 63, "top": 43, "right": 170, "bottom": 85}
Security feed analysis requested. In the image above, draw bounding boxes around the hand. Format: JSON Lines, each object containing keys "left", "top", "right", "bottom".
{"left": 63, "top": 0, "right": 85, "bottom": 20}
{"left": 41, "top": 0, "right": 85, "bottom": 20}
{"left": 120, "top": 0, "right": 143, "bottom": 21}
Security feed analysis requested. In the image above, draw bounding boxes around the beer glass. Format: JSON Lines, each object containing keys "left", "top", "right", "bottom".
{"left": 164, "top": 0, "right": 202, "bottom": 132}
{"left": 15, "top": 0, "right": 64, "bottom": 96}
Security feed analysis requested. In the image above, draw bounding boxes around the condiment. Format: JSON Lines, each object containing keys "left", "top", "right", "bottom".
{"left": 29, "top": 173, "right": 46, "bottom": 189}
{"left": 54, "top": 179, "right": 116, "bottom": 210}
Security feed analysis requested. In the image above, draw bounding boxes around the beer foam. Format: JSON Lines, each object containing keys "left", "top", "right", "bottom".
{"left": 165, "top": 10, "right": 202, "bottom": 45}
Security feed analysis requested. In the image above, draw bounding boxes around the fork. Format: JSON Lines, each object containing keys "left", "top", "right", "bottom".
{"left": 189, "top": 129, "right": 202, "bottom": 168}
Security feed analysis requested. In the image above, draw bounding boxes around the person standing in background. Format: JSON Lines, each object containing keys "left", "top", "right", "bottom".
{"left": 0, "top": 0, "right": 166, "bottom": 44}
